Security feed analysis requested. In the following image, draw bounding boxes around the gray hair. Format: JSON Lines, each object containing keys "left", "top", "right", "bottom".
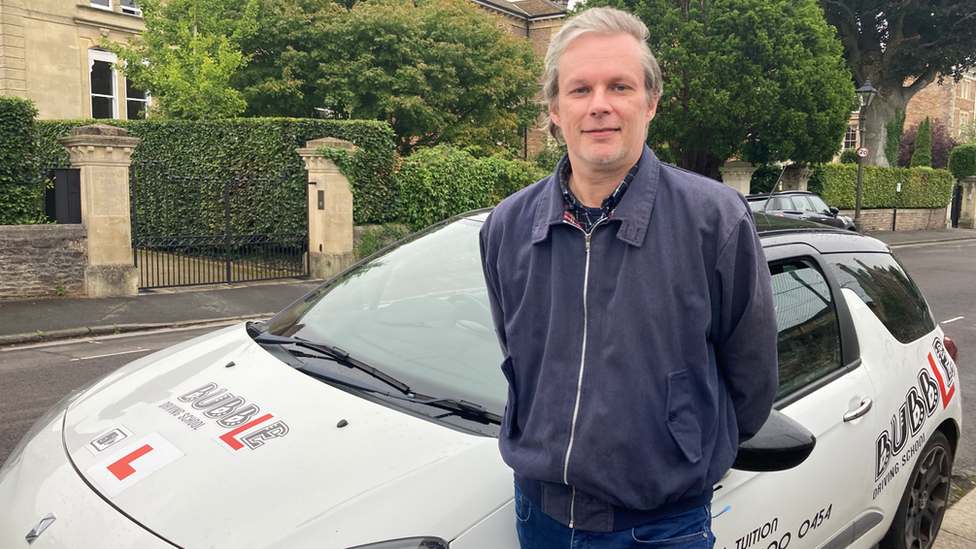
{"left": 542, "top": 7, "right": 663, "bottom": 143}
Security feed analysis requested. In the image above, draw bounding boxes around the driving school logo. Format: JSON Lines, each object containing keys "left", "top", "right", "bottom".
{"left": 875, "top": 368, "right": 940, "bottom": 482}
{"left": 928, "top": 337, "right": 956, "bottom": 409}
{"left": 157, "top": 382, "right": 290, "bottom": 454}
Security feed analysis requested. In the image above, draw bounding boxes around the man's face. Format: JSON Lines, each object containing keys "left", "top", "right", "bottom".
{"left": 550, "top": 32, "right": 657, "bottom": 175}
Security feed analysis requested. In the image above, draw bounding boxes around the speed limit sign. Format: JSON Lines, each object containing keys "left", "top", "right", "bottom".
{"left": 856, "top": 147, "right": 869, "bottom": 158}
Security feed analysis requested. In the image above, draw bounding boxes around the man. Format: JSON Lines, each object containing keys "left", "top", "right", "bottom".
{"left": 478, "top": 6, "right": 779, "bottom": 548}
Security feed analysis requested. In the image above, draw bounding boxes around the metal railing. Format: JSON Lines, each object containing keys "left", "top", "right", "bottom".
{"left": 130, "top": 160, "right": 309, "bottom": 289}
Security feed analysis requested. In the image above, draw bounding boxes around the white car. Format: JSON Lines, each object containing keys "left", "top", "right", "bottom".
{"left": 0, "top": 211, "right": 961, "bottom": 549}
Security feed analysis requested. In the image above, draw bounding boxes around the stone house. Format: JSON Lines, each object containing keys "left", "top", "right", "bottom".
{"left": 904, "top": 71, "right": 976, "bottom": 141}
{"left": 471, "top": 0, "right": 568, "bottom": 158}
{"left": 842, "top": 70, "right": 976, "bottom": 156}
{"left": 0, "top": 0, "right": 147, "bottom": 120}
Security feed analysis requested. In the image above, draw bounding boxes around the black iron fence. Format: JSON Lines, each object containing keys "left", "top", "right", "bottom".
{"left": 130, "top": 160, "right": 309, "bottom": 289}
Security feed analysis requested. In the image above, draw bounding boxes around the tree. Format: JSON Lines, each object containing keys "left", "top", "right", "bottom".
{"left": 585, "top": 0, "right": 853, "bottom": 178}
{"left": 910, "top": 117, "right": 931, "bottom": 168}
{"left": 898, "top": 117, "right": 958, "bottom": 169}
{"left": 234, "top": 0, "right": 542, "bottom": 156}
{"left": 104, "top": 0, "right": 259, "bottom": 119}
{"left": 820, "top": 0, "right": 976, "bottom": 166}
{"left": 884, "top": 108, "right": 905, "bottom": 167}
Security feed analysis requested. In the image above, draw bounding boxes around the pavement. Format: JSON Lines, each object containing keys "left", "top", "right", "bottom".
{"left": 0, "top": 227, "right": 975, "bottom": 545}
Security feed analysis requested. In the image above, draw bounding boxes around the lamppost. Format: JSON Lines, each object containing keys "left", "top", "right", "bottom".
{"left": 854, "top": 78, "right": 878, "bottom": 231}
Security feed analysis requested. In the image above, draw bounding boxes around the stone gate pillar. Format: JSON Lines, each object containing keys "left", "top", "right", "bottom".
{"left": 58, "top": 124, "right": 140, "bottom": 297}
{"left": 297, "top": 137, "right": 356, "bottom": 279}
{"left": 718, "top": 161, "right": 757, "bottom": 196}
{"left": 960, "top": 176, "right": 976, "bottom": 229}
{"left": 780, "top": 165, "right": 813, "bottom": 192}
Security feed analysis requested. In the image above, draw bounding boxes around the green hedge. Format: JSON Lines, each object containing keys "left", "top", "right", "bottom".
{"left": 397, "top": 145, "right": 545, "bottom": 230}
{"left": 948, "top": 144, "right": 976, "bottom": 181}
{"left": 815, "top": 164, "right": 954, "bottom": 209}
{"left": 749, "top": 164, "right": 784, "bottom": 195}
{"left": 35, "top": 118, "right": 398, "bottom": 225}
{"left": 0, "top": 96, "right": 46, "bottom": 225}
{"left": 838, "top": 148, "right": 858, "bottom": 164}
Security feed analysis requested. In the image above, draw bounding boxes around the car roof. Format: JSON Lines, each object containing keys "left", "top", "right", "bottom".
{"left": 457, "top": 210, "right": 888, "bottom": 254}
{"left": 745, "top": 191, "right": 819, "bottom": 200}
{"left": 753, "top": 213, "right": 888, "bottom": 253}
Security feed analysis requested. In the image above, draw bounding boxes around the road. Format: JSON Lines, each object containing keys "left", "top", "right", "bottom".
{"left": 0, "top": 324, "right": 230, "bottom": 467}
{"left": 891, "top": 239, "right": 976, "bottom": 479}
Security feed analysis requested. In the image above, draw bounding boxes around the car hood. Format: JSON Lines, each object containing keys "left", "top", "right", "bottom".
{"left": 63, "top": 325, "right": 512, "bottom": 549}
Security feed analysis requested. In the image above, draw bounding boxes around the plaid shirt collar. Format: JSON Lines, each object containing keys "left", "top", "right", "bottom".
{"left": 559, "top": 159, "right": 641, "bottom": 233}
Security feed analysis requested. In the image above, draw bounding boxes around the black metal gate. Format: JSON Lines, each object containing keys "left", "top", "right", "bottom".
{"left": 130, "top": 160, "right": 309, "bottom": 289}
{"left": 950, "top": 185, "right": 962, "bottom": 228}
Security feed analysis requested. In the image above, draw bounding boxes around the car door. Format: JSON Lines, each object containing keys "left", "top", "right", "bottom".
{"left": 712, "top": 246, "right": 880, "bottom": 549}
{"left": 825, "top": 251, "right": 957, "bottom": 521}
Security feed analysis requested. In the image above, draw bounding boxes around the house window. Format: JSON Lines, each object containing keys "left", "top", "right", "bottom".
{"left": 843, "top": 124, "right": 858, "bottom": 149}
{"left": 90, "top": 0, "right": 112, "bottom": 10}
{"left": 126, "top": 78, "right": 150, "bottom": 119}
{"left": 121, "top": 0, "right": 142, "bottom": 16}
{"left": 89, "top": 50, "right": 118, "bottom": 119}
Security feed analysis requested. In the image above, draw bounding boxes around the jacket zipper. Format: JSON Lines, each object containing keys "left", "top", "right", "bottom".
{"left": 563, "top": 219, "right": 604, "bottom": 529}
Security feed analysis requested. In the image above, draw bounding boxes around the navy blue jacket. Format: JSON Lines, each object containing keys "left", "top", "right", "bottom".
{"left": 479, "top": 147, "right": 778, "bottom": 532}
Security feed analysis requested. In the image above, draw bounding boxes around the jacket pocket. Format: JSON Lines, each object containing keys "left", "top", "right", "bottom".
{"left": 666, "top": 370, "right": 703, "bottom": 464}
{"left": 500, "top": 356, "right": 519, "bottom": 437}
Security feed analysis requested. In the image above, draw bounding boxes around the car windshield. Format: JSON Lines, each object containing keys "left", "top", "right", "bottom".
{"left": 748, "top": 199, "right": 767, "bottom": 212}
{"left": 266, "top": 217, "right": 508, "bottom": 418}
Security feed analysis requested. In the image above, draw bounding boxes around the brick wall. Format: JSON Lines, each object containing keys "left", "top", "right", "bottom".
{"left": 906, "top": 82, "right": 954, "bottom": 131}
{"left": 905, "top": 73, "right": 976, "bottom": 139}
{"left": 0, "top": 225, "right": 87, "bottom": 300}
{"left": 839, "top": 208, "right": 948, "bottom": 232}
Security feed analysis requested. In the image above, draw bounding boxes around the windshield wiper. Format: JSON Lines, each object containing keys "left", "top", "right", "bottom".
{"left": 253, "top": 331, "right": 413, "bottom": 395}
{"left": 250, "top": 329, "right": 500, "bottom": 425}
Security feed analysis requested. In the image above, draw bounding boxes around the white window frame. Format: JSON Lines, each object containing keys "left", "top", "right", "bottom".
{"left": 843, "top": 124, "right": 858, "bottom": 150}
{"left": 90, "top": 0, "right": 113, "bottom": 11}
{"left": 125, "top": 77, "right": 151, "bottom": 119}
{"left": 89, "top": 49, "right": 119, "bottom": 119}
{"left": 120, "top": 0, "right": 142, "bottom": 17}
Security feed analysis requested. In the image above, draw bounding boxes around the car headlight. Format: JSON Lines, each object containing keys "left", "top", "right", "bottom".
{"left": 0, "top": 376, "right": 103, "bottom": 485}
{"left": 347, "top": 538, "right": 449, "bottom": 549}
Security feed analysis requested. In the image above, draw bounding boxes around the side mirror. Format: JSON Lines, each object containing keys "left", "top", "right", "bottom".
{"left": 828, "top": 206, "right": 839, "bottom": 216}
{"left": 732, "top": 409, "right": 816, "bottom": 472}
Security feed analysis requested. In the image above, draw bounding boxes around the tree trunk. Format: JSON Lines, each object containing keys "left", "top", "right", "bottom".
{"left": 861, "top": 84, "right": 923, "bottom": 168}
{"left": 676, "top": 149, "right": 725, "bottom": 180}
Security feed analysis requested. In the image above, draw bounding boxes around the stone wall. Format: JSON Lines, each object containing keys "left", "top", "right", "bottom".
{"left": 0, "top": 225, "right": 87, "bottom": 299}
{"left": 839, "top": 208, "right": 948, "bottom": 232}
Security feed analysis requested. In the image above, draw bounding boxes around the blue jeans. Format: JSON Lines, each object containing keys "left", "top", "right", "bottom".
{"left": 514, "top": 486, "right": 715, "bottom": 549}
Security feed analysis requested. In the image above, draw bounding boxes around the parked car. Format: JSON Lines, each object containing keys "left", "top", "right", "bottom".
{"left": 0, "top": 210, "right": 959, "bottom": 549}
{"left": 747, "top": 191, "right": 858, "bottom": 231}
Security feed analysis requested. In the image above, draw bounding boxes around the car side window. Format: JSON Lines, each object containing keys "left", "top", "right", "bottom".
{"left": 827, "top": 253, "right": 936, "bottom": 344}
{"left": 770, "top": 260, "right": 843, "bottom": 399}
{"left": 791, "top": 196, "right": 815, "bottom": 212}
{"left": 808, "top": 195, "right": 831, "bottom": 213}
